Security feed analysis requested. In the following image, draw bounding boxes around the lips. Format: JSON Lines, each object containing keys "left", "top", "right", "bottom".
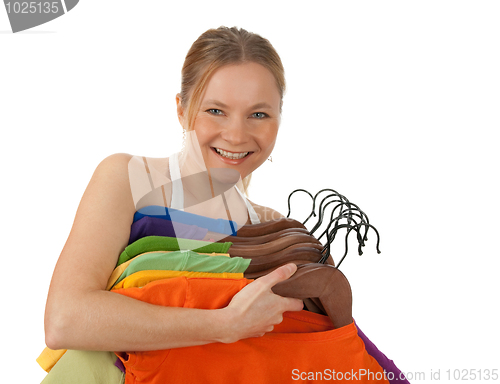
{"left": 211, "top": 147, "right": 253, "bottom": 164}
{"left": 213, "top": 147, "right": 251, "bottom": 160}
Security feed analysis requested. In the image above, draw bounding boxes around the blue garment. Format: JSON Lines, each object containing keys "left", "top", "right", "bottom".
{"left": 129, "top": 216, "right": 208, "bottom": 245}
{"left": 133, "top": 205, "right": 238, "bottom": 236}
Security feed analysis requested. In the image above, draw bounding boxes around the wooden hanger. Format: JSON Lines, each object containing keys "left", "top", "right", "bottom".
{"left": 244, "top": 259, "right": 321, "bottom": 279}
{"left": 228, "top": 234, "right": 323, "bottom": 257}
{"left": 272, "top": 263, "right": 352, "bottom": 329}
{"left": 236, "top": 217, "right": 307, "bottom": 237}
{"left": 218, "top": 228, "right": 311, "bottom": 244}
{"left": 240, "top": 242, "right": 324, "bottom": 260}
{"left": 243, "top": 247, "right": 323, "bottom": 273}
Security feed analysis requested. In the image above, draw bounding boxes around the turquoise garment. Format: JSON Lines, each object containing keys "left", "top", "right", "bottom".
{"left": 114, "top": 250, "right": 250, "bottom": 286}
{"left": 117, "top": 236, "right": 232, "bottom": 266}
{"left": 41, "top": 350, "right": 124, "bottom": 384}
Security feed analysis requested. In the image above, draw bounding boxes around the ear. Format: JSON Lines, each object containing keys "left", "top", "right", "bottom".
{"left": 176, "top": 93, "right": 185, "bottom": 127}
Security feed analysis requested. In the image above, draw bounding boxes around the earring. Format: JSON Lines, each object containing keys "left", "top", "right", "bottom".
{"left": 268, "top": 156, "right": 273, "bottom": 162}
{"left": 181, "top": 129, "right": 186, "bottom": 152}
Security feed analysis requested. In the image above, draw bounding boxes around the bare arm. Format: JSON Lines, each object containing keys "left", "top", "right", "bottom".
{"left": 44, "top": 153, "right": 302, "bottom": 352}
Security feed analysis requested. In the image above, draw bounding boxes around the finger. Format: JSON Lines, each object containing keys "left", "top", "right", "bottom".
{"left": 254, "top": 263, "right": 298, "bottom": 288}
{"left": 281, "top": 297, "right": 305, "bottom": 312}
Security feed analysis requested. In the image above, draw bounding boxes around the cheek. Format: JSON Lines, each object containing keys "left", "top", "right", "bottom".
{"left": 193, "top": 119, "right": 220, "bottom": 144}
{"left": 258, "top": 123, "right": 279, "bottom": 149}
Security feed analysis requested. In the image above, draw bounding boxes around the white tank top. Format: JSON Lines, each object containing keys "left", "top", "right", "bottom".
{"left": 168, "top": 152, "right": 260, "bottom": 225}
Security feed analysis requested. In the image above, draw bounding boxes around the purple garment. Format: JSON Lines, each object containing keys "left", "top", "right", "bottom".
{"left": 128, "top": 216, "right": 208, "bottom": 245}
{"left": 355, "top": 320, "right": 410, "bottom": 384}
{"left": 114, "top": 356, "right": 125, "bottom": 373}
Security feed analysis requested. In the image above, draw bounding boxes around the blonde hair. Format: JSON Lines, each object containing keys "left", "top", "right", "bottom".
{"left": 179, "top": 26, "right": 285, "bottom": 195}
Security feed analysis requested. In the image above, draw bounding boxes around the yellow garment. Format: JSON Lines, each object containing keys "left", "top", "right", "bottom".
{"left": 37, "top": 251, "right": 231, "bottom": 373}
{"left": 106, "top": 251, "right": 230, "bottom": 290}
{"left": 112, "top": 270, "right": 243, "bottom": 290}
{"left": 36, "top": 347, "right": 66, "bottom": 374}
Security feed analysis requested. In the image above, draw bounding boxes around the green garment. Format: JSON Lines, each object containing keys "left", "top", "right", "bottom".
{"left": 114, "top": 250, "right": 250, "bottom": 287}
{"left": 117, "top": 236, "right": 232, "bottom": 266}
{"left": 41, "top": 350, "right": 124, "bottom": 384}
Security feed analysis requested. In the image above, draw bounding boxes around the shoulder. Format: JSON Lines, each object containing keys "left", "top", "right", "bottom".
{"left": 84, "top": 153, "right": 137, "bottom": 211}
{"left": 94, "top": 152, "right": 134, "bottom": 176}
{"left": 247, "top": 199, "right": 285, "bottom": 223}
{"left": 89, "top": 153, "right": 133, "bottom": 195}
{"left": 96, "top": 153, "right": 168, "bottom": 173}
{"left": 95, "top": 153, "right": 169, "bottom": 204}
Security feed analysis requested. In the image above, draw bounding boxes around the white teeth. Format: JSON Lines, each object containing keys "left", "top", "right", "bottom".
{"left": 214, "top": 148, "right": 249, "bottom": 159}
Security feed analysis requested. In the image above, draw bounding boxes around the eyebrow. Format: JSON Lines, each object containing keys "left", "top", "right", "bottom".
{"left": 203, "top": 99, "right": 273, "bottom": 110}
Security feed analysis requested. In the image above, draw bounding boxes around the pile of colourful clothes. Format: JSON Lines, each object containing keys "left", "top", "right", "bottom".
{"left": 37, "top": 207, "right": 408, "bottom": 384}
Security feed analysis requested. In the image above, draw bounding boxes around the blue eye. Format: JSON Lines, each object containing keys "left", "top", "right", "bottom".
{"left": 207, "top": 109, "right": 224, "bottom": 115}
{"left": 252, "top": 112, "right": 268, "bottom": 119}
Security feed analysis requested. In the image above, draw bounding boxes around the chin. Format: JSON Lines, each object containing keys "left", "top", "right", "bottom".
{"left": 209, "top": 167, "right": 242, "bottom": 185}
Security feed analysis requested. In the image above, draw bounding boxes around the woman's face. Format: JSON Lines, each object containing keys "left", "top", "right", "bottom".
{"left": 180, "top": 62, "right": 282, "bottom": 180}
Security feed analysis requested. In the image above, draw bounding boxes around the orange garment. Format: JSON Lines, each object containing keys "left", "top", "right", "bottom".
{"left": 111, "top": 269, "right": 243, "bottom": 290}
{"left": 36, "top": 265, "right": 234, "bottom": 373}
{"left": 114, "top": 277, "right": 389, "bottom": 384}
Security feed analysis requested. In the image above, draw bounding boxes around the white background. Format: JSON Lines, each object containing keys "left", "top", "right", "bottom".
{"left": 1, "top": 1, "right": 499, "bottom": 382}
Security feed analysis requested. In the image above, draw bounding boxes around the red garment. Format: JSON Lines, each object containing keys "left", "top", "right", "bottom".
{"left": 113, "top": 277, "right": 389, "bottom": 384}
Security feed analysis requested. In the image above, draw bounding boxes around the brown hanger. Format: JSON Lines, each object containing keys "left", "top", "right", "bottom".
{"left": 218, "top": 228, "right": 311, "bottom": 244}
{"left": 244, "top": 259, "right": 320, "bottom": 279}
{"left": 272, "top": 263, "right": 353, "bottom": 329}
{"left": 302, "top": 297, "right": 328, "bottom": 316}
{"left": 239, "top": 242, "right": 324, "bottom": 260}
{"left": 303, "top": 297, "right": 327, "bottom": 315}
{"left": 236, "top": 217, "right": 307, "bottom": 237}
{"left": 242, "top": 248, "right": 334, "bottom": 276}
{"left": 243, "top": 247, "right": 323, "bottom": 273}
{"left": 228, "top": 234, "right": 323, "bottom": 257}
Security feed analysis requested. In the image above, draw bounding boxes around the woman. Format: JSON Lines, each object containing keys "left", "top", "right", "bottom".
{"left": 44, "top": 26, "right": 304, "bottom": 354}
{"left": 41, "top": 27, "right": 402, "bottom": 384}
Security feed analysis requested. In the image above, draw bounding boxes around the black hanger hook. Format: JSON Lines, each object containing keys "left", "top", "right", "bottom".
{"left": 286, "top": 189, "right": 316, "bottom": 224}
{"left": 309, "top": 193, "right": 350, "bottom": 236}
{"left": 335, "top": 223, "right": 381, "bottom": 268}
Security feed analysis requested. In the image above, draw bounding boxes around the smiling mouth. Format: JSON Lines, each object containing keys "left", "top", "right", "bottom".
{"left": 212, "top": 147, "right": 252, "bottom": 160}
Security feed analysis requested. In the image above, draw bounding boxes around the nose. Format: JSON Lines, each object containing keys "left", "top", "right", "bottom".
{"left": 220, "top": 116, "right": 250, "bottom": 146}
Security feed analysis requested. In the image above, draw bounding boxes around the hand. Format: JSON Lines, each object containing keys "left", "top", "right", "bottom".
{"left": 219, "top": 263, "right": 304, "bottom": 343}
